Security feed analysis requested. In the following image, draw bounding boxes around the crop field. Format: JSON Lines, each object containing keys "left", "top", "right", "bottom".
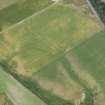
{"left": 0, "top": 0, "right": 104, "bottom": 105}
{"left": 0, "top": 3, "right": 102, "bottom": 76}
{"left": 33, "top": 30, "right": 105, "bottom": 105}
{"left": 67, "top": 30, "right": 105, "bottom": 104}
{"left": 0, "top": 66, "right": 47, "bottom": 105}
{"left": 65, "top": 0, "right": 92, "bottom": 15}
{"left": 70, "top": 31, "right": 105, "bottom": 86}
{"left": 0, "top": 0, "right": 51, "bottom": 31}
{"left": 0, "top": 89, "right": 14, "bottom": 105}
{"left": 70, "top": 30, "right": 105, "bottom": 91}
{"left": 34, "top": 57, "right": 90, "bottom": 104}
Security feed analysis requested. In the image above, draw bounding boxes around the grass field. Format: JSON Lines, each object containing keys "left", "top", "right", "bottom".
{"left": 0, "top": 0, "right": 51, "bottom": 31}
{"left": 0, "top": 1, "right": 104, "bottom": 105}
{"left": 71, "top": 30, "right": 105, "bottom": 91}
{"left": 64, "top": 0, "right": 92, "bottom": 15}
{"left": 33, "top": 30, "right": 105, "bottom": 105}
{"left": 0, "top": 3, "right": 102, "bottom": 76}
{"left": 0, "top": 66, "right": 47, "bottom": 105}
{"left": 64, "top": 29, "right": 105, "bottom": 105}
{"left": 34, "top": 58, "right": 88, "bottom": 104}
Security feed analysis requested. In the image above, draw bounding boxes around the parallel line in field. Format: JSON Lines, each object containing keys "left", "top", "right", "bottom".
{"left": 0, "top": 66, "right": 47, "bottom": 105}
{"left": 0, "top": 2, "right": 56, "bottom": 34}
{"left": 32, "top": 29, "right": 103, "bottom": 75}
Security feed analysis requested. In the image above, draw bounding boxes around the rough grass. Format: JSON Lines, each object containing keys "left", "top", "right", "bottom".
{"left": 0, "top": 4, "right": 101, "bottom": 76}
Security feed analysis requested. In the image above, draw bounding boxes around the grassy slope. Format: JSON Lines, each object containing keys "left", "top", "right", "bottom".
{"left": 0, "top": 4, "right": 101, "bottom": 75}
{"left": 0, "top": 0, "right": 51, "bottom": 30}
{"left": 0, "top": 66, "right": 47, "bottom": 105}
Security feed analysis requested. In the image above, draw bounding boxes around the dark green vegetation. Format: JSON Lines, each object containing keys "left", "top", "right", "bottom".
{"left": 0, "top": 0, "right": 51, "bottom": 30}
{"left": 89, "top": 0, "right": 105, "bottom": 24}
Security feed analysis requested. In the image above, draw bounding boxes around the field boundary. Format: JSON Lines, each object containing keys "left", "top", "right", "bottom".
{"left": 86, "top": 0, "right": 105, "bottom": 27}
{"left": 32, "top": 28, "right": 104, "bottom": 75}
{"left": 0, "top": 2, "right": 56, "bottom": 34}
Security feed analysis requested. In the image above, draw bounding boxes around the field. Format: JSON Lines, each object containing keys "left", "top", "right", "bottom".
{"left": 32, "top": 30, "right": 105, "bottom": 105}
{"left": 64, "top": 0, "right": 92, "bottom": 16}
{"left": 0, "top": 0, "right": 104, "bottom": 105}
{"left": 71, "top": 30, "right": 105, "bottom": 91}
{"left": 0, "top": 87, "right": 14, "bottom": 105}
{"left": 0, "top": 0, "right": 18, "bottom": 10}
{"left": 0, "top": 66, "right": 47, "bottom": 105}
{"left": 0, "top": 0, "right": 51, "bottom": 31}
{"left": 0, "top": 3, "right": 102, "bottom": 76}
{"left": 65, "top": 30, "right": 105, "bottom": 105}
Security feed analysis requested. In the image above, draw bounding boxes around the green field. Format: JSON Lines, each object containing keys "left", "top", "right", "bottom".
{"left": 0, "top": 3, "right": 101, "bottom": 76}
{"left": 65, "top": 30, "right": 105, "bottom": 104}
{"left": 71, "top": 30, "right": 105, "bottom": 91}
{"left": 0, "top": 66, "right": 47, "bottom": 105}
{"left": 0, "top": 1, "right": 104, "bottom": 105}
{"left": 0, "top": 0, "right": 51, "bottom": 31}
{"left": 33, "top": 30, "right": 105, "bottom": 105}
